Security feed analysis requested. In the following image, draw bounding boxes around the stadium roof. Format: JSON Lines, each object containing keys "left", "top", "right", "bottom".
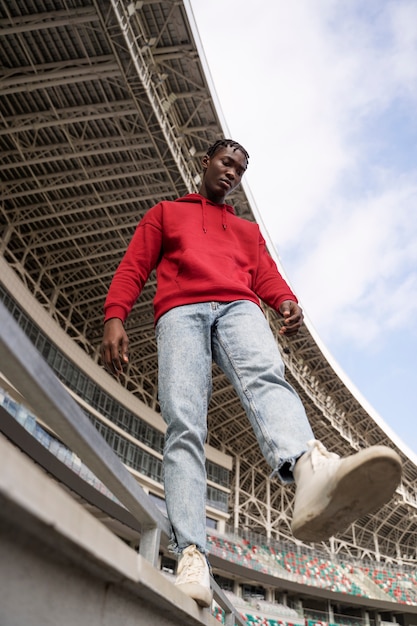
{"left": 1, "top": 0, "right": 416, "bottom": 562}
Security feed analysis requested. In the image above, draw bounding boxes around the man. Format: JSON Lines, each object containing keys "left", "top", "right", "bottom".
{"left": 101, "top": 139, "right": 401, "bottom": 608}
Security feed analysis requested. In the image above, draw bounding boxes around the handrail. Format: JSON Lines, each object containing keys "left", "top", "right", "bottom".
{"left": 0, "top": 300, "right": 245, "bottom": 626}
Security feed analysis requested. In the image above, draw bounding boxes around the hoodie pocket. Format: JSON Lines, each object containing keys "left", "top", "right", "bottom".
{"left": 175, "top": 249, "right": 251, "bottom": 292}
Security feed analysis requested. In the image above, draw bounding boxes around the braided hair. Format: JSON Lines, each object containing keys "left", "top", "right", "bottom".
{"left": 206, "top": 138, "right": 249, "bottom": 166}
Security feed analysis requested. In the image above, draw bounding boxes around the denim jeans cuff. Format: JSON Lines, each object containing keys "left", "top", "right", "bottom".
{"left": 270, "top": 451, "right": 306, "bottom": 484}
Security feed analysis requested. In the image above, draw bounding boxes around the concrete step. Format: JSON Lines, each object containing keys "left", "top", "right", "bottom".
{"left": 0, "top": 433, "right": 222, "bottom": 626}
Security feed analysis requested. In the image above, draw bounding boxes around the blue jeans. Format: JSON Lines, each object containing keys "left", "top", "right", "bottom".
{"left": 155, "top": 301, "right": 314, "bottom": 554}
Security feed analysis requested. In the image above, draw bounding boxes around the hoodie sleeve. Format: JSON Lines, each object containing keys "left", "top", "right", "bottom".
{"left": 104, "top": 203, "right": 163, "bottom": 323}
{"left": 252, "top": 231, "right": 298, "bottom": 311}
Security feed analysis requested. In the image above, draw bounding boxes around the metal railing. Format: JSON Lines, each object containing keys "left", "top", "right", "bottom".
{"left": 0, "top": 300, "right": 245, "bottom": 626}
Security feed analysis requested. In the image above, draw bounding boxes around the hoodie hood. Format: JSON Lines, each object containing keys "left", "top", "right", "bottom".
{"left": 175, "top": 193, "right": 235, "bottom": 233}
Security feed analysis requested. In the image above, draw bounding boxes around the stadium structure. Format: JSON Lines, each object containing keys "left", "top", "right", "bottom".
{"left": 1, "top": 1, "right": 417, "bottom": 625}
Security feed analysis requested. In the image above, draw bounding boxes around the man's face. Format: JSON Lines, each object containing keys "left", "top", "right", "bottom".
{"left": 201, "top": 146, "right": 247, "bottom": 203}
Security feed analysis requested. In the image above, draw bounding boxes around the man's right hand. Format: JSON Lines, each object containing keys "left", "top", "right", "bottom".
{"left": 101, "top": 318, "right": 129, "bottom": 378}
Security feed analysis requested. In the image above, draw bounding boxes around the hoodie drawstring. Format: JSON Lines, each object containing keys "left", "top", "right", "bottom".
{"left": 199, "top": 195, "right": 231, "bottom": 233}
{"left": 202, "top": 197, "right": 207, "bottom": 233}
{"left": 222, "top": 206, "right": 228, "bottom": 230}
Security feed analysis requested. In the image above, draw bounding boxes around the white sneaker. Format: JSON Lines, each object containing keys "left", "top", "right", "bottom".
{"left": 291, "top": 440, "right": 402, "bottom": 542}
{"left": 175, "top": 545, "right": 213, "bottom": 608}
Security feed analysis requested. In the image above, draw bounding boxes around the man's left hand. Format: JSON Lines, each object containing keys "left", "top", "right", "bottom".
{"left": 279, "top": 300, "right": 304, "bottom": 336}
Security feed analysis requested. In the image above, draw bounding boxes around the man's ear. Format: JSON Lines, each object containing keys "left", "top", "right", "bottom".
{"left": 202, "top": 154, "right": 209, "bottom": 170}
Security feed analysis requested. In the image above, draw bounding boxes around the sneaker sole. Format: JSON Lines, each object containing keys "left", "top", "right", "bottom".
{"left": 292, "top": 446, "right": 402, "bottom": 542}
{"left": 175, "top": 582, "right": 213, "bottom": 608}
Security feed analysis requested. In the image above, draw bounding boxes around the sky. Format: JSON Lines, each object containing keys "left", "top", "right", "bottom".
{"left": 188, "top": 0, "right": 417, "bottom": 456}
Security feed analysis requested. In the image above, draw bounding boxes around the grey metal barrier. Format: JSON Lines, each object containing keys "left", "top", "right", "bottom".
{"left": 0, "top": 300, "right": 245, "bottom": 626}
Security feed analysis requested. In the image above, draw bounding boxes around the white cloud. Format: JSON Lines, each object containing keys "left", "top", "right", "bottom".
{"left": 190, "top": 0, "right": 417, "bottom": 349}
{"left": 290, "top": 180, "right": 417, "bottom": 347}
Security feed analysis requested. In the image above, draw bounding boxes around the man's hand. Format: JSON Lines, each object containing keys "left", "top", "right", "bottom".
{"left": 101, "top": 318, "right": 129, "bottom": 377}
{"left": 278, "top": 300, "right": 304, "bottom": 336}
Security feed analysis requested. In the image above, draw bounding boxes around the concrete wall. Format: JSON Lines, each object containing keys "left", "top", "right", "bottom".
{"left": 0, "top": 434, "right": 218, "bottom": 626}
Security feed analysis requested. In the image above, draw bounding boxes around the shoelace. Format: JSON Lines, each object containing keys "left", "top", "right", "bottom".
{"left": 178, "top": 551, "right": 206, "bottom": 583}
{"left": 308, "top": 439, "right": 340, "bottom": 471}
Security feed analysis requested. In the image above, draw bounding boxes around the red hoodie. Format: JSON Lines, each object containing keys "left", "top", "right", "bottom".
{"left": 104, "top": 193, "right": 297, "bottom": 324}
